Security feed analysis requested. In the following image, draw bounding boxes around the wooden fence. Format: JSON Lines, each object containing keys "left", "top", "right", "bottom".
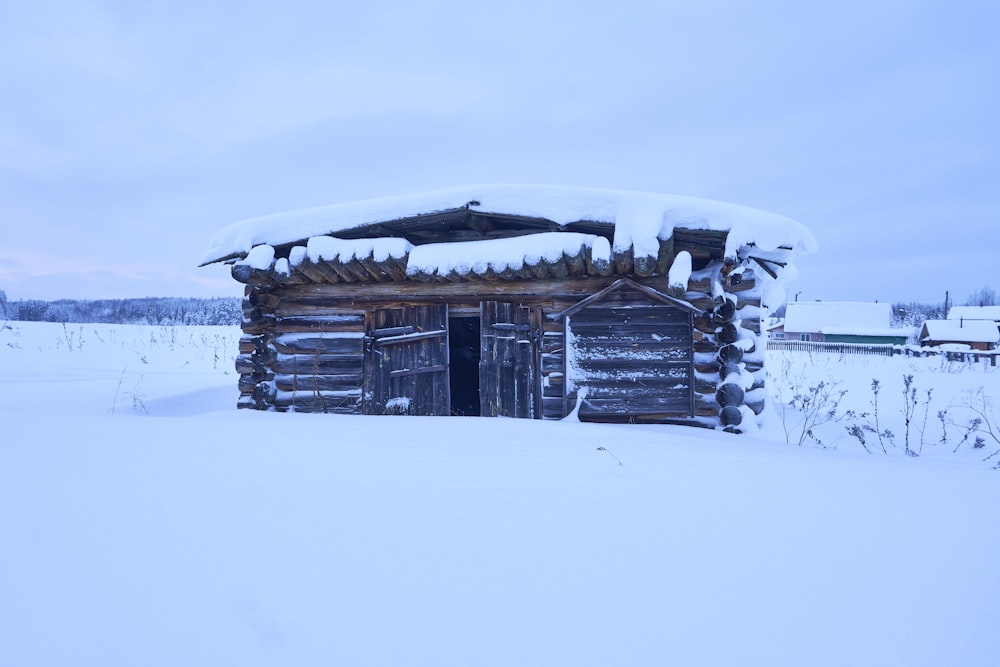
{"left": 767, "top": 340, "right": 897, "bottom": 357}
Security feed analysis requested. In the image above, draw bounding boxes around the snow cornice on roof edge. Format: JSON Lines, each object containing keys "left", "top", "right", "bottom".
{"left": 200, "top": 184, "right": 817, "bottom": 267}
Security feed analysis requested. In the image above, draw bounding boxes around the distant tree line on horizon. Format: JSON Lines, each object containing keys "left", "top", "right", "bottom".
{"left": 0, "top": 290, "right": 241, "bottom": 326}
{"left": 1, "top": 285, "right": 995, "bottom": 328}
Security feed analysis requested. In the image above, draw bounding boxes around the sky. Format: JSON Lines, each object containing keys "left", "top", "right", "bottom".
{"left": 1, "top": 0, "right": 997, "bottom": 306}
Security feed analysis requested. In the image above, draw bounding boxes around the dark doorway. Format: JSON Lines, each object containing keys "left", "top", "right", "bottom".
{"left": 448, "top": 316, "right": 481, "bottom": 416}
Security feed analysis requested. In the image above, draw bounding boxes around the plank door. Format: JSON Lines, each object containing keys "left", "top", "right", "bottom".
{"left": 480, "top": 302, "right": 541, "bottom": 418}
{"left": 366, "top": 304, "right": 450, "bottom": 416}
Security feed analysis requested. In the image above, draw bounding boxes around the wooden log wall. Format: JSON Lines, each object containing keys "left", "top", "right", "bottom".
{"left": 237, "top": 285, "right": 366, "bottom": 412}
{"left": 687, "top": 260, "right": 765, "bottom": 432}
{"left": 233, "top": 231, "right": 773, "bottom": 431}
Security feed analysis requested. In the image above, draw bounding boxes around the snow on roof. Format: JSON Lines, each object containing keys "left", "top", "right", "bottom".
{"left": 947, "top": 306, "right": 1000, "bottom": 322}
{"left": 922, "top": 319, "right": 1000, "bottom": 344}
{"left": 201, "top": 184, "right": 816, "bottom": 266}
{"left": 783, "top": 301, "right": 900, "bottom": 336}
{"left": 406, "top": 232, "right": 607, "bottom": 278}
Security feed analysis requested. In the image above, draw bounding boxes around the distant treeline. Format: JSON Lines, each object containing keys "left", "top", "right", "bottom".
{"left": 0, "top": 294, "right": 242, "bottom": 326}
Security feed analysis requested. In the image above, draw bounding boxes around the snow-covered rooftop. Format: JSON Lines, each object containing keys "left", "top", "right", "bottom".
{"left": 201, "top": 185, "right": 816, "bottom": 266}
{"left": 922, "top": 319, "right": 1000, "bottom": 344}
{"left": 948, "top": 306, "right": 1000, "bottom": 322}
{"left": 782, "top": 301, "right": 901, "bottom": 336}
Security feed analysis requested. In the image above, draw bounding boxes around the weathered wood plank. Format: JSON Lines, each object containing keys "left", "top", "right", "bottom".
{"left": 273, "top": 315, "right": 366, "bottom": 334}
{"left": 272, "top": 353, "right": 364, "bottom": 375}
{"left": 582, "top": 381, "right": 692, "bottom": 399}
{"left": 272, "top": 334, "right": 364, "bottom": 355}
{"left": 271, "top": 391, "right": 362, "bottom": 413}
{"left": 579, "top": 397, "right": 690, "bottom": 416}
{"left": 274, "top": 275, "right": 674, "bottom": 301}
{"left": 274, "top": 374, "right": 364, "bottom": 392}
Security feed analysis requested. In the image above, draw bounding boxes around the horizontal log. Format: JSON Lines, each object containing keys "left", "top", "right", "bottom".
{"left": 270, "top": 391, "right": 363, "bottom": 413}
{"left": 241, "top": 315, "right": 277, "bottom": 335}
{"left": 581, "top": 382, "right": 691, "bottom": 400}
{"left": 570, "top": 302, "right": 691, "bottom": 318}
{"left": 579, "top": 397, "right": 690, "bottom": 416}
{"left": 574, "top": 346, "right": 691, "bottom": 364}
{"left": 238, "top": 375, "right": 257, "bottom": 393}
{"left": 694, "top": 358, "right": 721, "bottom": 374}
{"left": 233, "top": 263, "right": 279, "bottom": 287}
{"left": 274, "top": 275, "right": 675, "bottom": 302}
{"left": 273, "top": 299, "right": 371, "bottom": 317}
{"left": 273, "top": 334, "right": 364, "bottom": 355}
{"left": 251, "top": 344, "right": 278, "bottom": 365}
{"left": 235, "top": 354, "right": 264, "bottom": 375}
{"left": 736, "top": 296, "right": 762, "bottom": 308}
{"left": 571, "top": 326, "right": 691, "bottom": 342}
{"left": 694, "top": 339, "right": 720, "bottom": 354}
{"left": 274, "top": 315, "right": 365, "bottom": 334}
{"left": 274, "top": 374, "right": 363, "bottom": 392}
{"left": 574, "top": 358, "right": 691, "bottom": 374}
{"left": 694, "top": 375, "right": 718, "bottom": 394}
{"left": 248, "top": 291, "right": 281, "bottom": 310}
{"left": 272, "top": 353, "right": 364, "bottom": 375}
{"left": 686, "top": 296, "right": 715, "bottom": 311}
{"left": 693, "top": 317, "right": 717, "bottom": 335}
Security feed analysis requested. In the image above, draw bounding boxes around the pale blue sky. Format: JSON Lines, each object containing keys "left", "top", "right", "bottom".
{"left": 1, "top": 0, "right": 996, "bottom": 305}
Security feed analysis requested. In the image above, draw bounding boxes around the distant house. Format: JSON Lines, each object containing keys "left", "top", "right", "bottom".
{"left": 947, "top": 305, "right": 1000, "bottom": 325}
{"left": 201, "top": 185, "right": 815, "bottom": 432}
{"left": 769, "top": 301, "right": 908, "bottom": 345}
{"left": 920, "top": 319, "right": 999, "bottom": 351}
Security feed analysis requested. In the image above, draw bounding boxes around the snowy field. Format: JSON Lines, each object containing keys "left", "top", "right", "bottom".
{"left": 2, "top": 322, "right": 998, "bottom": 666}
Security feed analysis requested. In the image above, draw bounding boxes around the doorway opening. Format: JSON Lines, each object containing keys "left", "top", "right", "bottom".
{"left": 448, "top": 316, "right": 481, "bottom": 416}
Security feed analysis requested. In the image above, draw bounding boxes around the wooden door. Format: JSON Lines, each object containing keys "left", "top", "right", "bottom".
{"left": 480, "top": 302, "right": 540, "bottom": 418}
{"left": 366, "top": 304, "right": 450, "bottom": 416}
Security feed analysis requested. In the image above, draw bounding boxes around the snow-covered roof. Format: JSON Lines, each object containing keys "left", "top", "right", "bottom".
{"left": 921, "top": 319, "right": 1000, "bottom": 344}
{"left": 948, "top": 306, "right": 1000, "bottom": 322}
{"left": 201, "top": 184, "right": 816, "bottom": 266}
{"left": 782, "top": 301, "right": 901, "bottom": 336}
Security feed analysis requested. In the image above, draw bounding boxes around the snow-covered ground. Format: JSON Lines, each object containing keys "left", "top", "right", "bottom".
{"left": 2, "top": 322, "right": 997, "bottom": 666}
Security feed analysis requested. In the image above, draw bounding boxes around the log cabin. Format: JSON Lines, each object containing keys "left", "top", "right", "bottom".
{"left": 201, "top": 185, "right": 815, "bottom": 432}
